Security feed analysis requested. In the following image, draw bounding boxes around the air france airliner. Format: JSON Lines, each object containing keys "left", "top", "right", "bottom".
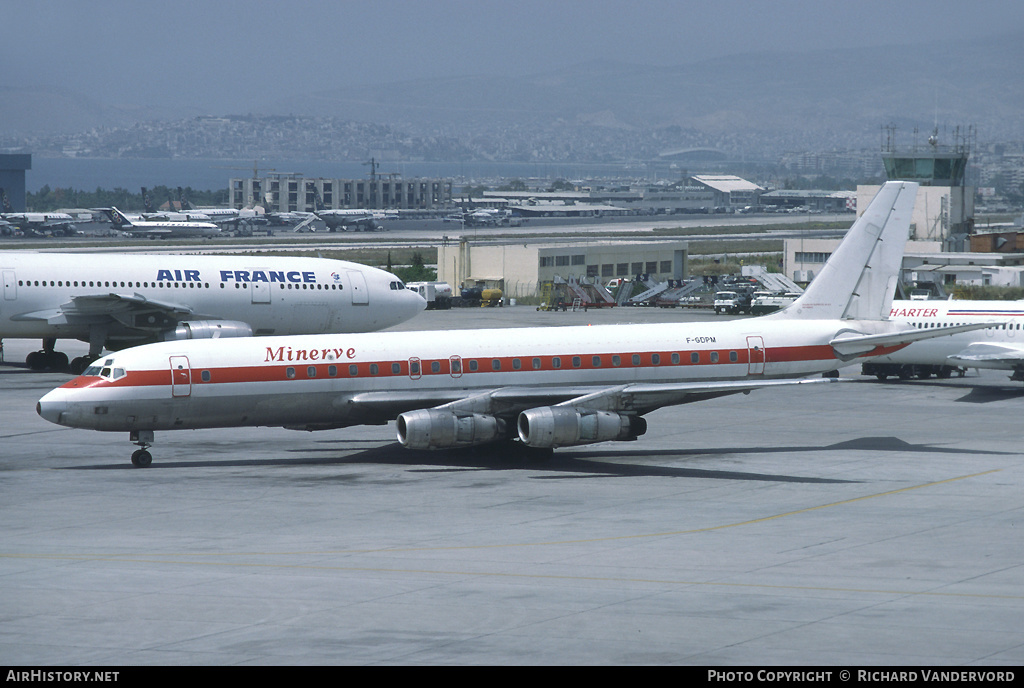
{"left": 37, "top": 182, "right": 992, "bottom": 466}
{"left": 2, "top": 252, "right": 426, "bottom": 373}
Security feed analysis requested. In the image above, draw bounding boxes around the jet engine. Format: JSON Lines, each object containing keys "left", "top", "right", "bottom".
{"left": 517, "top": 407, "right": 647, "bottom": 449}
{"left": 396, "top": 409, "right": 507, "bottom": 450}
{"left": 161, "top": 320, "right": 254, "bottom": 341}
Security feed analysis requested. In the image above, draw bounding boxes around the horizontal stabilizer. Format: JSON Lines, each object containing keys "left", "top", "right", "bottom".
{"left": 948, "top": 342, "right": 1024, "bottom": 369}
{"left": 830, "top": 322, "right": 995, "bottom": 360}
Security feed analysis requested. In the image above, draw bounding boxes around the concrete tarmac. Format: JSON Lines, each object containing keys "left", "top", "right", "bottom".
{"left": 2, "top": 306, "right": 1024, "bottom": 665}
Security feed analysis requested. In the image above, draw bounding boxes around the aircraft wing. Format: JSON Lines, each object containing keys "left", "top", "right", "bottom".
{"left": 830, "top": 322, "right": 996, "bottom": 360}
{"left": 318, "top": 377, "right": 839, "bottom": 429}
{"left": 947, "top": 342, "right": 1024, "bottom": 370}
{"left": 11, "top": 292, "right": 197, "bottom": 329}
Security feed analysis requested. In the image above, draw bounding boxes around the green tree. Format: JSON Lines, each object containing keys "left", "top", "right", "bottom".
{"left": 393, "top": 252, "right": 437, "bottom": 283}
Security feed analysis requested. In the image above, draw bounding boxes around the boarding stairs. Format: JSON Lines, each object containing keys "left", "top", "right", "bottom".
{"left": 654, "top": 279, "right": 704, "bottom": 306}
{"left": 741, "top": 266, "right": 804, "bottom": 294}
{"left": 627, "top": 275, "right": 669, "bottom": 305}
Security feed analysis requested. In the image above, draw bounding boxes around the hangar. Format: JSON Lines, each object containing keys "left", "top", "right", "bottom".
{"left": 438, "top": 239, "right": 689, "bottom": 300}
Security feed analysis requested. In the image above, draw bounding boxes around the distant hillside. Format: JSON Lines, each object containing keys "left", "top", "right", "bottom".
{"left": 5, "top": 31, "right": 1021, "bottom": 159}
{"left": 265, "top": 32, "right": 1024, "bottom": 152}
{"left": 0, "top": 86, "right": 202, "bottom": 136}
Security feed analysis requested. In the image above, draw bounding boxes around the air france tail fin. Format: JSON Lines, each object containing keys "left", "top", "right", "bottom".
{"left": 774, "top": 181, "right": 918, "bottom": 321}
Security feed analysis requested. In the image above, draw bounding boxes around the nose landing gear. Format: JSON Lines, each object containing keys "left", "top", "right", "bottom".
{"left": 129, "top": 430, "right": 154, "bottom": 467}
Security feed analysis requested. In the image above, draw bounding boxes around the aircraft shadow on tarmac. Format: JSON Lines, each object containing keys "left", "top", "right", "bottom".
{"left": 858, "top": 377, "right": 1024, "bottom": 403}
{"left": 63, "top": 434, "right": 1012, "bottom": 481}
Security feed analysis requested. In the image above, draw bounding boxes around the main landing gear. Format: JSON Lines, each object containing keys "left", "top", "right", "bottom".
{"left": 24, "top": 337, "right": 102, "bottom": 374}
{"left": 130, "top": 430, "right": 154, "bottom": 468}
{"left": 26, "top": 338, "right": 70, "bottom": 372}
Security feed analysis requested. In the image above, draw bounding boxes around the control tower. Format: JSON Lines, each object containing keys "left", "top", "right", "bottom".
{"left": 876, "top": 125, "right": 974, "bottom": 240}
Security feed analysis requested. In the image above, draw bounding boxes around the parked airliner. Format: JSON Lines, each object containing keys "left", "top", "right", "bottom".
{"left": 865, "top": 299, "right": 1024, "bottom": 381}
{"left": 1, "top": 188, "right": 77, "bottom": 236}
{"left": 2, "top": 252, "right": 426, "bottom": 373}
{"left": 37, "top": 182, "right": 992, "bottom": 466}
{"left": 105, "top": 207, "right": 221, "bottom": 238}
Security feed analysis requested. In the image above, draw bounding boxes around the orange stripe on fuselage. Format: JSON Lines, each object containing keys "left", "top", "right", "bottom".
{"left": 63, "top": 343, "right": 843, "bottom": 390}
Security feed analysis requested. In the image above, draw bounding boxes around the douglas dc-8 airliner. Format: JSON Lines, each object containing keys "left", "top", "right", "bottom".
{"left": 2, "top": 252, "right": 426, "bottom": 373}
{"left": 38, "top": 182, "right": 992, "bottom": 466}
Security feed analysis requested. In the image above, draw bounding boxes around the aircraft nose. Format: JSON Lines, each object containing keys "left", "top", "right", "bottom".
{"left": 37, "top": 389, "right": 69, "bottom": 426}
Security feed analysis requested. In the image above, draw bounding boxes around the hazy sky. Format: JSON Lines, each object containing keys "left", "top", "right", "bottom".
{"left": 4, "top": 0, "right": 1024, "bottom": 113}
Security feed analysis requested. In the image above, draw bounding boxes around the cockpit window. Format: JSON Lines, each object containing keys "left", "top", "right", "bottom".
{"left": 86, "top": 364, "right": 126, "bottom": 381}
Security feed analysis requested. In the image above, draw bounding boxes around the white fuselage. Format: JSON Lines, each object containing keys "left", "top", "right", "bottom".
{"left": 38, "top": 315, "right": 887, "bottom": 433}
{"left": 0, "top": 252, "right": 426, "bottom": 344}
{"left": 869, "top": 300, "right": 1024, "bottom": 366}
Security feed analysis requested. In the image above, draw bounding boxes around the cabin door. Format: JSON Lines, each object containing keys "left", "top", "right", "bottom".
{"left": 747, "top": 336, "right": 765, "bottom": 375}
{"left": 170, "top": 355, "right": 192, "bottom": 397}
{"left": 2, "top": 270, "right": 15, "bottom": 301}
{"left": 249, "top": 268, "right": 271, "bottom": 304}
{"left": 347, "top": 270, "right": 369, "bottom": 305}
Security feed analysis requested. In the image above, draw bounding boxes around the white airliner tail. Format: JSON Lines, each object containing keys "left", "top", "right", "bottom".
{"left": 774, "top": 181, "right": 918, "bottom": 321}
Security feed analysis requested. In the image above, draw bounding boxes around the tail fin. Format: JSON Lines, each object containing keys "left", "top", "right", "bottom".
{"left": 307, "top": 182, "right": 325, "bottom": 211}
{"left": 0, "top": 188, "right": 12, "bottom": 213}
{"left": 178, "top": 186, "right": 194, "bottom": 210}
{"left": 775, "top": 181, "right": 918, "bottom": 321}
{"left": 108, "top": 207, "right": 132, "bottom": 227}
{"left": 141, "top": 187, "right": 155, "bottom": 213}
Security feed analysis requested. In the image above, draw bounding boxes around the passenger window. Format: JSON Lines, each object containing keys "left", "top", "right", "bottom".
{"left": 431, "top": 361, "right": 441, "bottom": 373}
{"left": 491, "top": 359, "right": 501, "bottom": 371}
{"left": 671, "top": 353, "right": 680, "bottom": 364}
{"left": 612, "top": 355, "right": 621, "bottom": 367}
{"left": 370, "top": 364, "right": 379, "bottom": 375}
{"left": 691, "top": 352, "right": 699, "bottom": 363}
{"left": 201, "top": 370, "right": 211, "bottom": 382}
{"left": 710, "top": 352, "right": 719, "bottom": 363}
{"left": 652, "top": 354, "right": 660, "bottom": 365}
{"left": 729, "top": 351, "right": 738, "bottom": 362}
{"left": 286, "top": 367, "right": 296, "bottom": 379}
{"left": 592, "top": 356, "right": 601, "bottom": 367}
{"left": 552, "top": 357, "right": 561, "bottom": 369}
{"left": 392, "top": 363, "right": 401, "bottom": 374}
{"left": 632, "top": 354, "right": 640, "bottom": 366}
{"left": 349, "top": 364, "right": 358, "bottom": 376}
{"left": 307, "top": 366, "right": 317, "bottom": 378}
{"left": 328, "top": 365, "right": 337, "bottom": 377}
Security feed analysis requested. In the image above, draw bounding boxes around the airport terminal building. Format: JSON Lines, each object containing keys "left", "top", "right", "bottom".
{"left": 231, "top": 176, "right": 453, "bottom": 212}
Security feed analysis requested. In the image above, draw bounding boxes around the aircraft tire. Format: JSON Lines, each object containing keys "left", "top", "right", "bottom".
{"left": 131, "top": 450, "right": 153, "bottom": 468}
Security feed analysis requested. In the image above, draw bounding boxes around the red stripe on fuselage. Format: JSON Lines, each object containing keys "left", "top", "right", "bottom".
{"left": 63, "top": 343, "right": 843, "bottom": 390}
